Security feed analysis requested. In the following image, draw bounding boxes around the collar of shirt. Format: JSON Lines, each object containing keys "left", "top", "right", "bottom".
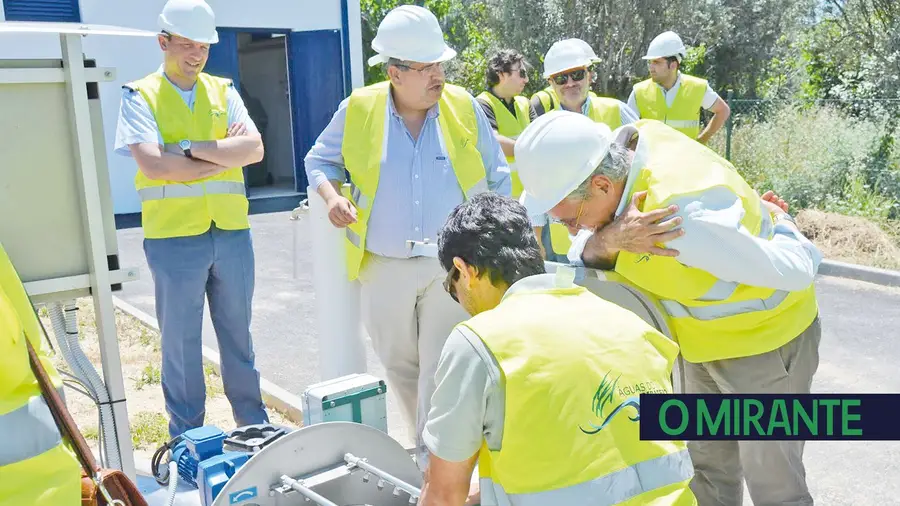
{"left": 581, "top": 95, "right": 592, "bottom": 116}
{"left": 656, "top": 71, "right": 682, "bottom": 95}
{"left": 500, "top": 267, "right": 579, "bottom": 302}
{"left": 386, "top": 84, "right": 440, "bottom": 121}
{"left": 612, "top": 124, "right": 650, "bottom": 217}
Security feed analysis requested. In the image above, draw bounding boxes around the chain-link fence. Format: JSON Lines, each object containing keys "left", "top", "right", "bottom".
{"left": 700, "top": 95, "right": 900, "bottom": 221}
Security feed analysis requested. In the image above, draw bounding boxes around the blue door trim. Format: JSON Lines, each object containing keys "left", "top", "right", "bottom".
{"left": 340, "top": 0, "right": 353, "bottom": 96}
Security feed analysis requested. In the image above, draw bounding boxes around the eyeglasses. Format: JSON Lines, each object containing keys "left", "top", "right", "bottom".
{"left": 549, "top": 198, "right": 586, "bottom": 230}
{"left": 443, "top": 264, "right": 459, "bottom": 303}
{"left": 396, "top": 62, "right": 443, "bottom": 75}
{"left": 552, "top": 68, "right": 587, "bottom": 86}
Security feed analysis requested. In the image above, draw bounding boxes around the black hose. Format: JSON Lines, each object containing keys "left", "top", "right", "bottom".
{"left": 151, "top": 435, "right": 183, "bottom": 486}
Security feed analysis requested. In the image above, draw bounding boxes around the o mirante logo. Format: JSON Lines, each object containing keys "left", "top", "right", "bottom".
{"left": 639, "top": 394, "right": 900, "bottom": 441}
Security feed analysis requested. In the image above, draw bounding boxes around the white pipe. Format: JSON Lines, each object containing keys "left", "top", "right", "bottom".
{"left": 164, "top": 460, "right": 178, "bottom": 506}
{"left": 49, "top": 301, "right": 122, "bottom": 469}
{"left": 303, "top": 186, "right": 367, "bottom": 381}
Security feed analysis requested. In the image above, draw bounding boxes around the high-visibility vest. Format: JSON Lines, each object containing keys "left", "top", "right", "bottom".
{"left": 461, "top": 274, "right": 696, "bottom": 505}
{"left": 0, "top": 241, "right": 81, "bottom": 505}
{"left": 476, "top": 91, "right": 531, "bottom": 198}
{"left": 615, "top": 119, "right": 819, "bottom": 363}
{"left": 633, "top": 74, "right": 707, "bottom": 139}
{"left": 125, "top": 72, "right": 250, "bottom": 239}
{"left": 340, "top": 81, "right": 489, "bottom": 281}
{"left": 540, "top": 93, "right": 622, "bottom": 257}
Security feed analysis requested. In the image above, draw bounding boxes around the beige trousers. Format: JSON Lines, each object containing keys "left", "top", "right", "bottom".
{"left": 358, "top": 254, "right": 470, "bottom": 469}
{"left": 685, "top": 316, "right": 822, "bottom": 506}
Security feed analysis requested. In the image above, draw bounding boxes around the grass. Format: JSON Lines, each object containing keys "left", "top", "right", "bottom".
{"left": 131, "top": 411, "right": 170, "bottom": 450}
{"left": 134, "top": 363, "right": 161, "bottom": 391}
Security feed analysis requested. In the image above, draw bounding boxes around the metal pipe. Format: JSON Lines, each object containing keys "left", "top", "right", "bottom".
{"left": 344, "top": 453, "right": 422, "bottom": 499}
{"left": 280, "top": 475, "right": 340, "bottom": 506}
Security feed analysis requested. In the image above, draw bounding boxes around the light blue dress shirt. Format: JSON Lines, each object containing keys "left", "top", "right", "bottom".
{"left": 304, "top": 86, "right": 511, "bottom": 259}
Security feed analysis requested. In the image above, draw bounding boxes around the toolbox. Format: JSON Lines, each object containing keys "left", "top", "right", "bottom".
{"left": 301, "top": 373, "right": 388, "bottom": 433}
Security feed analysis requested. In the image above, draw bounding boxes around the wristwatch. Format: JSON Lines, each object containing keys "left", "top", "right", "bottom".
{"left": 179, "top": 139, "right": 193, "bottom": 158}
{"left": 774, "top": 213, "right": 796, "bottom": 226}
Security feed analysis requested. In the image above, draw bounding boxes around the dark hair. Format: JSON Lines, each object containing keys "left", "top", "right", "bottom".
{"left": 486, "top": 49, "right": 527, "bottom": 88}
{"left": 438, "top": 192, "right": 545, "bottom": 287}
{"left": 665, "top": 56, "right": 680, "bottom": 68}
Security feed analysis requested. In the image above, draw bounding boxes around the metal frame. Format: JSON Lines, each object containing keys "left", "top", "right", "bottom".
{"left": 0, "top": 20, "right": 158, "bottom": 481}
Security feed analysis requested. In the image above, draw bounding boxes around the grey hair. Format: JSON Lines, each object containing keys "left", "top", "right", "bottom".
{"left": 384, "top": 57, "right": 406, "bottom": 73}
{"left": 568, "top": 142, "right": 631, "bottom": 200}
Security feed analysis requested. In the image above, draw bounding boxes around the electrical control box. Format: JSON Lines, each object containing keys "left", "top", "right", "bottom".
{"left": 302, "top": 373, "right": 388, "bottom": 433}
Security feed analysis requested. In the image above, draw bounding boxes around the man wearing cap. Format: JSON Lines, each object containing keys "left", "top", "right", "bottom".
{"left": 628, "top": 31, "right": 731, "bottom": 144}
{"left": 530, "top": 38, "right": 638, "bottom": 263}
{"left": 114, "top": 0, "right": 269, "bottom": 438}
{"left": 515, "top": 111, "right": 823, "bottom": 506}
{"left": 418, "top": 191, "right": 696, "bottom": 506}
{"left": 304, "top": 4, "right": 509, "bottom": 470}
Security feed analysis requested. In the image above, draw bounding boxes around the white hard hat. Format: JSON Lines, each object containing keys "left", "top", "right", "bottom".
{"left": 515, "top": 111, "right": 614, "bottom": 216}
{"left": 367, "top": 5, "right": 456, "bottom": 67}
{"left": 542, "top": 38, "right": 598, "bottom": 79}
{"left": 643, "top": 31, "right": 686, "bottom": 61}
{"left": 158, "top": 0, "right": 218, "bottom": 44}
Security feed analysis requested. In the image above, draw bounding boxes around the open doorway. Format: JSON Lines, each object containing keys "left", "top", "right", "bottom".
{"left": 235, "top": 33, "right": 295, "bottom": 198}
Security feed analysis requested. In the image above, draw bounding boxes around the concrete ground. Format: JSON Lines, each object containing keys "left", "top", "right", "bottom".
{"left": 116, "top": 211, "right": 900, "bottom": 505}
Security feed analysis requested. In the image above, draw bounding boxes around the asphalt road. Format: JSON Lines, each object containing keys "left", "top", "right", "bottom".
{"left": 115, "top": 211, "right": 900, "bottom": 505}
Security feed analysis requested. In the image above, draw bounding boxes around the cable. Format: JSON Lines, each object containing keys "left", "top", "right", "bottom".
{"left": 152, "top": 435, "right": 183, "bottom": 487}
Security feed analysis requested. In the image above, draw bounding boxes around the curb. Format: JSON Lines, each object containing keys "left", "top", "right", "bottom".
{"left": 111, "top": 296, "right": 305, "bottom": 427}
{"left": 819, "top": 259, "right": 900, "bottom": 288}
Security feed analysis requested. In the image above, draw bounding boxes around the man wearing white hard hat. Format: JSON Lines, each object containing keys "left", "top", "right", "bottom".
{"left": 627, "top": 31, "right": 731, "bottom": 144}
{"left": 515, "top": 111, "right": 823, "bottom": 506}
{"left": 304, "top": 4, "right": 509, "bottom": 471}
{"left": 530, "top": 38, "right": 638, "bottom": 265}
{"left": 114, "top": 0, "right": 269, "bottom": 439}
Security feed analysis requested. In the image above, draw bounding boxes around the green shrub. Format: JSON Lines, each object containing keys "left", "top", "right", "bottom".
{"left": 717, "top": 103, "right": 898, "bottom": 221}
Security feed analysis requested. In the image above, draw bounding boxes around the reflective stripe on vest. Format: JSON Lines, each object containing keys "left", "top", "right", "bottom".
{"left": 0, "top": 389, "right": 63, "bottom": 467}
{"left": 480, "top": 449, "right": 693, "bottom": 506}
{"left": 658, "top": 208, "right": 785, "bottom": 321}
{"left": 127, "top": 71, "right": 249, "bottom": 239}
{"left": 137, "top": 180, "right": 246, "bottom": 201}
{"left": 340, "top": 81, "right": 488, "bottom": 281}
{"left": 664, "top": 119, "right": 700, "bottom": 129}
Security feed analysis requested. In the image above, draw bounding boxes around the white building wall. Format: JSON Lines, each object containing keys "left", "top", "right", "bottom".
{"left": 0, "top": 0, "right": 363, "bottom": 214}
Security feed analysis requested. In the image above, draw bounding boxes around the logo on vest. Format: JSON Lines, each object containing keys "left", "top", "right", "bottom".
{"left": 209, "top": 109, "right": 226, "bottom": 118}
{"left": 579, "top": 372, "right": 643, "bottom": 435}
{"left": 636, "top": 254, "right": 650, "bottom": 264}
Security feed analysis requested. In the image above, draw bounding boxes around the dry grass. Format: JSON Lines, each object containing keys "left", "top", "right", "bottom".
{"left": 796, "top": 210, "right": 900, "bottom": 271}
{"left": 40, "top": 299, "right": 298, "bottom": 465}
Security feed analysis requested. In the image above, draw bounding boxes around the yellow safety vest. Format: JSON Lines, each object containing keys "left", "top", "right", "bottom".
{"left": 461, "top": 274, "right": 696, "bottom": 505}
{"left": 615, "top": 120, "right": 819, "bottom": 363}
{"left": 0, "top": 241, "right": 81, "bottom": 506}
{"left": 476, "top": 91, "right": 531, "bottom": 198}
{"left": 633, "top": 74, "right": 707, "bottom": 139}
{"left": 340, "top": 81, "right": 489, "bottom": 281}
{"left": 543, "top": 94, "right": 622, "bottom": 257}
{"left": 126, "top": 72, "right": 250, "bottom": 239}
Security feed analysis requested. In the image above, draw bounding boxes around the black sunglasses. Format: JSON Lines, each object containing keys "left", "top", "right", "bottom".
{"left": 552, "top": 68, "right": 587, "bottom": 85}
{"left": 443, "top": 264, "right": 459, "bottom": 303}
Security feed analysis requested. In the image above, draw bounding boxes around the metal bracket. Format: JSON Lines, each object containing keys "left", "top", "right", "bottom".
{"left": 345, "top": 452, "right": 421, "bottom": 503}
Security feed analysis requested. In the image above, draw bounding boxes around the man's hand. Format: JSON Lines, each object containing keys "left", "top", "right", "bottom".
{"left": 227, "top": 122, "right": 248, "bottom": 138}
{"left": 581, "top": 191, "right": 684, "bottom": 269}
{"left": 326, "top": 195, "right": 357, "bottom": 228}
{"left": 760, "top": 190, "right": 789, "bottom": 214}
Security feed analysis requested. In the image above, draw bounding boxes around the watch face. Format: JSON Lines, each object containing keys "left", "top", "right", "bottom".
{"left": 179, "top": 140, "right": 190, "bottom": 150}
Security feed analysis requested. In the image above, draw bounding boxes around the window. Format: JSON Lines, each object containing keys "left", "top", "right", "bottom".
{"left": 3, "top": 0, "right": 81, "bottom": 22}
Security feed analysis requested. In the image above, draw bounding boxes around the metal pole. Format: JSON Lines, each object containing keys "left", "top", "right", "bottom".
{"left": 60, "top": 32, "right": 135, "bottom": 479}
{"left": 280, "top": 475, "right": 341, "bottom": 506}
{"left": 345, "top": 453, "right": 422, "bottom": 499}
{"left": 307, "top": 186, "right": 367, "bottom": 380}
{"left": 725, "top": 89, "right": 734, "bottom": 161}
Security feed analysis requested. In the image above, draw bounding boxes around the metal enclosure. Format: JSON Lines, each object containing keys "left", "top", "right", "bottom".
{"left": 0, "top": 21, "right": 159, "bottom": 480}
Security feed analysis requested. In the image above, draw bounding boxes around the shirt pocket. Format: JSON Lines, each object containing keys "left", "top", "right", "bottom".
{"left": 433, "top": 155, "right": 452, "bottom": 175}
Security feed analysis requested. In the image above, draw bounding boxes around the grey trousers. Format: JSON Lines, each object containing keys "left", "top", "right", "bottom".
{"left": 684, "top": 316, "right": 822, "bottom": 506}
